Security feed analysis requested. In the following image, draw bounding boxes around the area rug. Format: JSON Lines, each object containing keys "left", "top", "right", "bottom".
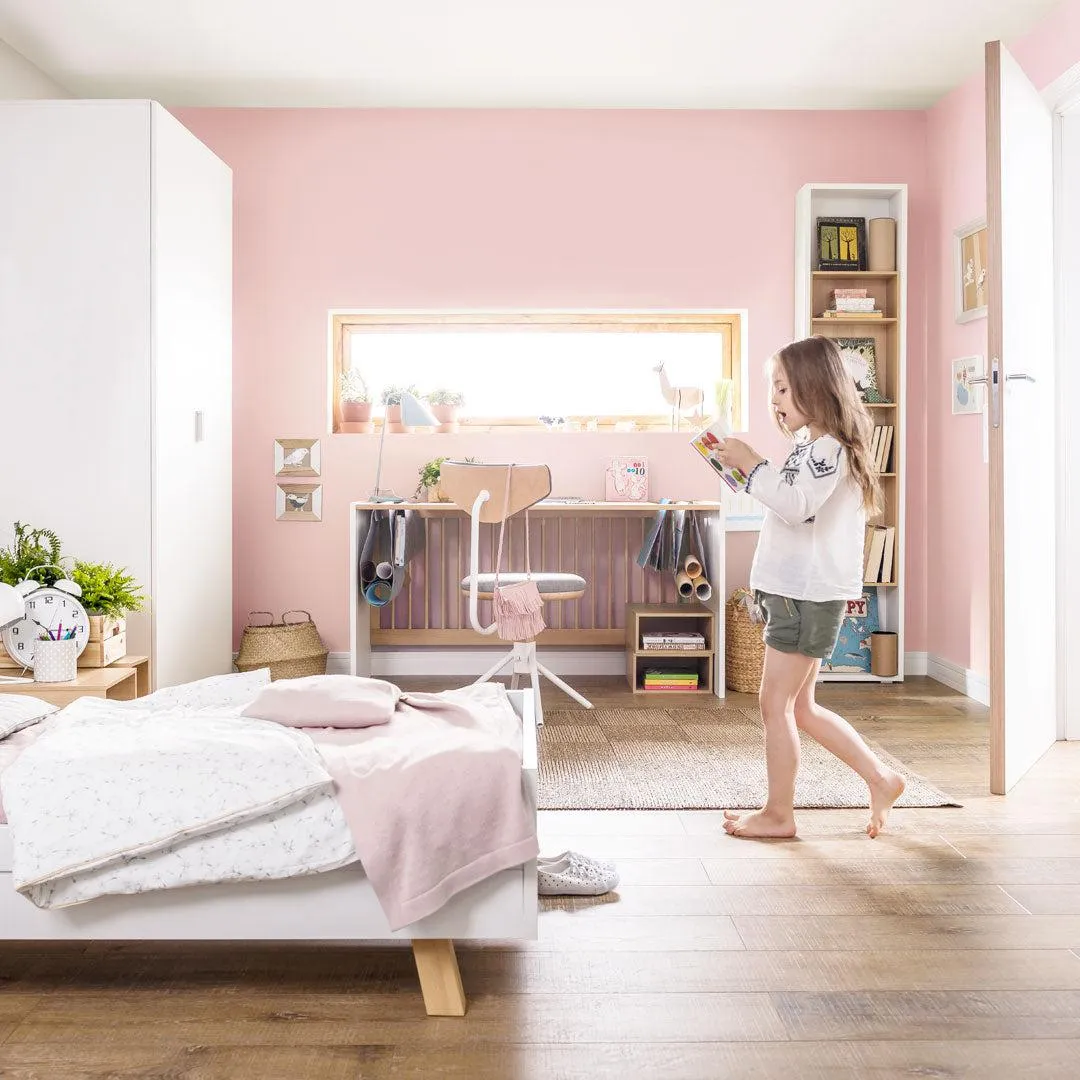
{"left": 537, "top": 706, "right": 960, "bottom": 810}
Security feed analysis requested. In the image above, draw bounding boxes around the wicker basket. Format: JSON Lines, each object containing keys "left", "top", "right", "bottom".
{"left": 725, "top": 589, "right": 765, "bottom": 694}
{"left": 236, "top": 610, "right": 328, "bottom": 681}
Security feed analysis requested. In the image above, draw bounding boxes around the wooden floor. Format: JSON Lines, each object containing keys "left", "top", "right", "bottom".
{"left": 3, "top": 677, "right": 1080, "bottom": 1079}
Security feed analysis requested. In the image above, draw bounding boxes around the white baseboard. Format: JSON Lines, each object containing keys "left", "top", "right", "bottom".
{"left": 905, "top": 651, "right": 928, "bottom": 676}
{"left": 924, "top": 653, "right": 990, "bottom": 706}
{"left": 327, "top": 649, "right": 627, "bottom": 678}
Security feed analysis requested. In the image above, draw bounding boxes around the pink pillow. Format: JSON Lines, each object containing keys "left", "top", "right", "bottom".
{"left": 240, "top": 675, "right": 401, "bottom": 728}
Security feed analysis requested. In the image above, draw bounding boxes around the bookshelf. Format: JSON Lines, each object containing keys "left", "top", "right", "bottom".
{"left": 795, "top": 183, "right": 908, "bottom": 682}
{"left": 625, "top": 603, "right": 717, "bottom": 695}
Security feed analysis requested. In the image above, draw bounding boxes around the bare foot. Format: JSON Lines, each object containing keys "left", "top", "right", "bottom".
{"left": 723, "top": 808, "right": 797, "bottom": 839}
{"left": 867, "top": 770, "right": 905, "bottom": 838}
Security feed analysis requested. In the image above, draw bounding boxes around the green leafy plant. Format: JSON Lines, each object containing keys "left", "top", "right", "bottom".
{"left": 424, "top": 388, "right": 465, "bottom": 407}
{"left": 339, "top": 368, "right": 371, "bottom": 404}
{"left": 70, "top": 561, "right": 146, "bottom": 617}
{"left": 414, "top": 456, "right": 478, "bottom": 499}
{"left": 381, "top": 384, "right": 420, "bottom": 406}
{"left": 0, "top": 522, "right": 64, "bottom": 586}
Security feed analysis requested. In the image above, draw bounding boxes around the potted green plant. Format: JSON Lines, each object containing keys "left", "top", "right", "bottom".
{"left": 424, "top": 388, "right": 465, "bottom": 433}
{"left": 0, "top": 522, "right": 64, "bottom": 586}
{"left": 70, "top": 560, "right": 147, "bottom": 667}
{"left": 381, "top": 384, "right": 420, "bottom": 433}
{"left": 340, "top": 368, "right": 372, "bottom": 427}
{"left": 414, "top": 456, "right": 479, "bottom": 501}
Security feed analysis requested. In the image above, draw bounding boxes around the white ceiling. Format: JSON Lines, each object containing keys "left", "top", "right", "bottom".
{"left": 0, "top": 0, "right": 1063, "bottom": 109}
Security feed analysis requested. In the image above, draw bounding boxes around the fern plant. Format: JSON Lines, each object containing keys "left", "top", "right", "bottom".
{"left": 70, "top": 561, "right": 146, "bottom": 617}
{"left": 0, "top": 522, "right": 64, "bottom": 586}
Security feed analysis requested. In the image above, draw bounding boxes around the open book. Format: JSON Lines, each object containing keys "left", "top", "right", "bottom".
{"left": 689, "top": 417, "right": 750, "bottom": 493}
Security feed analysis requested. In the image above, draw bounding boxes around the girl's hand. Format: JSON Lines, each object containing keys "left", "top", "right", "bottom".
{"left": 714, "top": 437, "right": 764, "bottom": 474}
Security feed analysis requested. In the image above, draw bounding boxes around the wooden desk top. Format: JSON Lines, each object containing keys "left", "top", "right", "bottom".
{"left": 350, "top": 500, "right": 723, "bottom": 514}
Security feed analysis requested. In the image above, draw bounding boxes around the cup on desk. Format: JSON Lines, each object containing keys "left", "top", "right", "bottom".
{"left": 34, "top": 638, "right": 78, "bottom": 683}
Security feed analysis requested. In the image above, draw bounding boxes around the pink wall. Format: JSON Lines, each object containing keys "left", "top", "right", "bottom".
{"left": 174, "top": 107, "right": 929, "bottom": 654}
{"left": 926, "top": 0, "right": 1080, "bottom": 673}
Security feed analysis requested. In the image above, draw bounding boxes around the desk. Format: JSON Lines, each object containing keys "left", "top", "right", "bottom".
{"left": 349, "top": 500, "right": 726, "bottom": 697}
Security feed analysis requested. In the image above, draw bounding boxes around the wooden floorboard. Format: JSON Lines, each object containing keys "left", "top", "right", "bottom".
{"left": 3, "top": 675, "right": 1080, "bottom": 1078}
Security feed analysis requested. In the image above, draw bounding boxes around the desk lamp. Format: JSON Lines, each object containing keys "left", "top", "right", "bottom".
{"left": 370, "top": 390, "right": 439, "bottom": 503}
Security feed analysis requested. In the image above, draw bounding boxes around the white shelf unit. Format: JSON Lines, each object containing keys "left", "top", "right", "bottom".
{"left": 795, "top": 183, "right": 908, "bottom": 683}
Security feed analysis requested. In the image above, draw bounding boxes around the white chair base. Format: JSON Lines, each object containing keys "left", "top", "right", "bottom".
{"left": 473, "top": 641, "right": 592, "bottom": 725}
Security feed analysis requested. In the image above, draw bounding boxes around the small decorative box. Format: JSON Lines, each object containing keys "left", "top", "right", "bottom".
{"left": 606, "top": 457, "right": 649, "bottom": 502}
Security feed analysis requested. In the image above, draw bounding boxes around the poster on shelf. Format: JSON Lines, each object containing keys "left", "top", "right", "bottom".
{"left": 823, "top": 592, "right": 880, "bottom": 673}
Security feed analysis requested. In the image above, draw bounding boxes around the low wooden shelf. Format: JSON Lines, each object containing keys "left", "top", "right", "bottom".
{"left": 0, "top": 655, "right": 150, "bottom": 707}
{"left": 625, "top": 603, "right": 717, "bottom": 696}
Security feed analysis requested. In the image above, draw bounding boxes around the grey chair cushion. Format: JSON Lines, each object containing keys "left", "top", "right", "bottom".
{"left": 460, "top": 572, "right": 586, "bottom": 597}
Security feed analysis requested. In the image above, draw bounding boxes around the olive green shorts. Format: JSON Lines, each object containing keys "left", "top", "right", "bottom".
{"left": 754, "top": 590, "right": 846, "bottom": 660}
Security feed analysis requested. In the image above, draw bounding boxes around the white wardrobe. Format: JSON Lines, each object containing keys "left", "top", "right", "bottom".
{"left": 0, "top": 100, "right": 233, "bottom": 689}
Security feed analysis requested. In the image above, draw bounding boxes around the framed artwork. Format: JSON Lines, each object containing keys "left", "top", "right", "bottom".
{"left": 816, "top": 216, "right": 868, "bottom": 271}
{"left": 276, "top": 483, "right": 322, "bottom": 522}
{"left": 835, "top": 337, "right": 888, "bottom": 403}
{"left": 954, "top": 217, "right": 989, "bottom": 323}
{"left": 274, "top": 437, "right": 321, "bottom": 477}
{"left": 951, "top": 355, "right": 983, "bottom": 415}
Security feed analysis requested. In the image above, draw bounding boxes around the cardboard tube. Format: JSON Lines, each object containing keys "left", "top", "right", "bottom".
{"left": 375, "top": 561, "right": 394, "bottom": 580}
{"left": 693, "top": 576, "right": 712, "bottom": 602}
{"left": 676, "top": 572, "right": 695, "bottom": 598}
{"left": 365, "top": 580, "right": 393, "bottom": 607}
{"left": 870, "top": 631, "right": 899, "bottom": 677}
{"left": 683, "top": 554, "right": 703, "bottom": 579}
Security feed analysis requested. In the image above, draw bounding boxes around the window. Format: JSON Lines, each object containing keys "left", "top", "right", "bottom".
{"left": 331, "top": 312, "right": 744, "bottom": 432}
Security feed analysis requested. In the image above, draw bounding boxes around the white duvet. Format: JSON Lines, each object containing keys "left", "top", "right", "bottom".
{"left": 2, "top": 682, "right": 358, "bottom": 908}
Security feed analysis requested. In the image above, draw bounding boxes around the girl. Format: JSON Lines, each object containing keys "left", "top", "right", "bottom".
{"left": 714, "top": 335, "right": 905, "bottom": 840}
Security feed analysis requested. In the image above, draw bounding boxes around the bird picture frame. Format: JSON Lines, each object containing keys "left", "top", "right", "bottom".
{"left": 274, "top": 437, "right": 321, "bottom": 477}
{"left": 276, "top": 483, "right": 322, "bottom": 522}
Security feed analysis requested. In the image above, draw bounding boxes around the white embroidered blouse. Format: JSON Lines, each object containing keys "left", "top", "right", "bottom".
{"left": 745, "top": 434, "right": 866, "bottom": 602}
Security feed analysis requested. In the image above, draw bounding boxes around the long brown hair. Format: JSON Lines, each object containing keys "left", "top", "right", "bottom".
{"left": 769, "top": 335, "right": 881, "bottom": 515}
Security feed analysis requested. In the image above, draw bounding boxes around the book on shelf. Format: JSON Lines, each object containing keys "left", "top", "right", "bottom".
{"left": 642, "top": 632, "right": 705, "bottom": 644}
{"left": 819, "top": 310, "right": 884, "bottom": 319}
{"left": 870, "top": 425, "right": 894, "bottom": 472}
{"left": 641, "top": 643, "right": 703, "bottom": 651}
{"left": 863, "top": 524, "right": 896, "bottom": 584}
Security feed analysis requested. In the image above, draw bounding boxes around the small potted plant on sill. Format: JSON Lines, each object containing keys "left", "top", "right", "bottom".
{"left": 382, "top": 384, "right": 420, "bottom": 433}
{"left": 340, "top": 368, "right": 372, "bottom": 430}
{"left": 69, "top": 560, "right": 147, "bottom": 667}
{"left": 424, "top": 388, "right": 465, "bottom": 433}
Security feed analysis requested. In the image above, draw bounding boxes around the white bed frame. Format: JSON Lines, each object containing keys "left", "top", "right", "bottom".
{"left": 0, "top": 690, "right": 539, "bottom": 1017}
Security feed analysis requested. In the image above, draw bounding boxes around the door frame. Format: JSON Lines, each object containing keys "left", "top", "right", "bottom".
{"left": 1046, "top": 61, "right": 1080, "bottom": 741}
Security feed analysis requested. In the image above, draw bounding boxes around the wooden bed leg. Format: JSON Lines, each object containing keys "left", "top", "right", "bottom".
{"left": 412, "top": 938, "right": 467, "bottom": 1016}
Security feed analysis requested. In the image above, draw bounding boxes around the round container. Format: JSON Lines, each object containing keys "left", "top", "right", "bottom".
{"left": 870, "top": 631, "right": 899, "bottom": 678}
{"left": 34, "top": 638, "right": 79, "bottom": 683}
{"left": 868, "top": 218, "right": 897, "bottom": 272}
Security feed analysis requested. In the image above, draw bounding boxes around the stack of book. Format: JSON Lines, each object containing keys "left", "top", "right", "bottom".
{"left": 641, "top": 631, "right": 705, "bottom": 651}
{"left": 643, "top": 669, "right": 700, "bottom": 692}
{"left": 870, "top": 425, "right": 894, "bottom": 472}
{"left": 821, "top": 288, "right": 884, "bottom": 319}
{"left": 864, "top": 524, "right": 896, "bottom": 584}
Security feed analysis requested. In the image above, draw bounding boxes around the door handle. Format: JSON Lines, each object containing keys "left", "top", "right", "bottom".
{"left": 1005, "top": 373, "right": 1036, "bottom": 382}
{"left": 968, "top": 357, "right": 1001, "bottom": 428}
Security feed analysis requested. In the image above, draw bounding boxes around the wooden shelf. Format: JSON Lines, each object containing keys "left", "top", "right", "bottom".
{"left": 626, "top": 603, "right": 716, "bottom": 696}
{"left": 797, "top": 182, "right": 907, "bottom": 683}
{"left": 813, "top": 270, "right": 899, "bottom": 279}
{"left": 812, "top": 317, "right": 898, "bottom": 325}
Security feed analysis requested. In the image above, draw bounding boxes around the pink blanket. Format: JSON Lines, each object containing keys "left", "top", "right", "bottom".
{"left": 309, "top": 683, "right": 537, "bottom": 931}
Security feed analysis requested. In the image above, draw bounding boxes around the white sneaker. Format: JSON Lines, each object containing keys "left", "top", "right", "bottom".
{"left": 538, "top": 850, "right": 616, "bottom": 873}
{"left": 537, "top": 854, "right": 620, "bottom": 896}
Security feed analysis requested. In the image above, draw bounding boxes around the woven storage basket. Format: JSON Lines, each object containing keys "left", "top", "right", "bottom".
{"left": 726, "top": 589, "right": 765, "bottom": 694}
{"left": 236, "top": 610, "right": 328, "bottom": 681}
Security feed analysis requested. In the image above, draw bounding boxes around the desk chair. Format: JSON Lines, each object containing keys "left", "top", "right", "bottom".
{"left": 439, "top": 461, "right": 593, "bottom": 724}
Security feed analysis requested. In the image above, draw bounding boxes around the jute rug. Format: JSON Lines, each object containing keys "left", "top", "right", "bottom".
{"left": 537, "top": 706, "right": 960, "bottom": 810}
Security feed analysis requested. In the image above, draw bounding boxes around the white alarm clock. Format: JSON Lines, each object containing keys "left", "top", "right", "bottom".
{"left": 1, "top": 570, "right": 90, "bottom": 669}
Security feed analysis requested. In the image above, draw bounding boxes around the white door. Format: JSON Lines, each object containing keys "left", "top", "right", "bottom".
{"left": 985, "top": 41, "right": 1057, "bottom": 793}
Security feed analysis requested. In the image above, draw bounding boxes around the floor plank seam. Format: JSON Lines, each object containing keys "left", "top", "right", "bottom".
{"left": 997, "top": 884, "right": 1032, "bottom": 914}
{"left": 940, "top": 835, "right": 968, "bottom": 858}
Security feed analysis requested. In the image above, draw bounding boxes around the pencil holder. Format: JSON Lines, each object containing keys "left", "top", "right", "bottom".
{"left": 34, "top": 638, "right": 78, "bottom": 683}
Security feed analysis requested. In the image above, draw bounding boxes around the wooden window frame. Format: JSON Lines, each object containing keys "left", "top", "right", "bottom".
{"left": 330, "top": 311, "right": 743, "bottom": 433}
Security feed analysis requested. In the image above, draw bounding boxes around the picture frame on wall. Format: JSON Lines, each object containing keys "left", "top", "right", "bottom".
{"left": 274, "top": 437, "right": 321, "bottom": 477}
{"left": 954, "top": 217, "right": 989, "bottom": 323}
{"left": 816, "top": 216, "right": 868, "bottom": 271}
{"left": 276, "top": 483, "right": 322, "bottom": 522}
{"left": 951, "top": 355, "right": 984, "bottom": 415}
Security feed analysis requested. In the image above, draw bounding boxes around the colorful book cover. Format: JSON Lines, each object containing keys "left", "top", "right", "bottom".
{"left": 689, "top": 419, "right": 749, "bottom": 493}
{"left": 606, "top": 457, "right": 649, "bottom": 502}
{"left": 824, "top": 592, "right": 880, "bottom": 673}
